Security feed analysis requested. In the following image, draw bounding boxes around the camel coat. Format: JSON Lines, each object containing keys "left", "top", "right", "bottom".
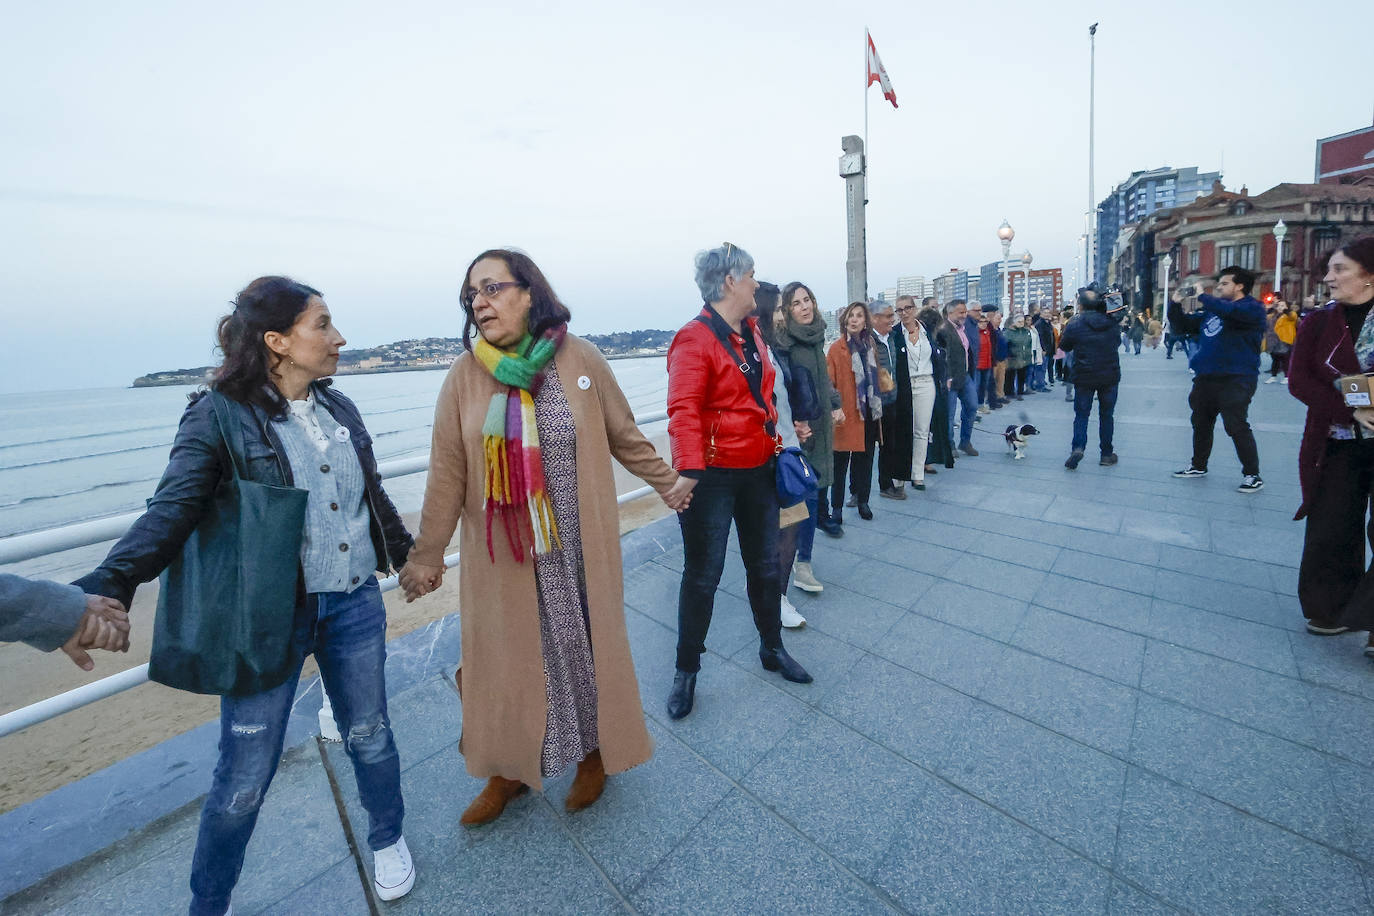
{"left": 409, "top": 335, "right": 677, "bottom": 790}
{"left": 827, "top": 336, "right": 868, "bottom": 453}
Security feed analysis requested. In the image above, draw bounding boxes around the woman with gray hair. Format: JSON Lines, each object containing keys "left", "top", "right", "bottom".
{"left": 663, "top": 243, "right": 813, "bottom": 720}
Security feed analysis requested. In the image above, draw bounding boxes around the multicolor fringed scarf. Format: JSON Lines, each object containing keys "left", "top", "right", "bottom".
{"left": 473, "top": 323, "right": 567, "bottom": 562}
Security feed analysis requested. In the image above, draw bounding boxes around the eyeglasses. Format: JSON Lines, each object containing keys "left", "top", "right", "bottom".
{"left": 895, "top": 305, "right": 915, "bottom": 314}
{"left": 462, "top": 281, "right": 522, "bottom": 309}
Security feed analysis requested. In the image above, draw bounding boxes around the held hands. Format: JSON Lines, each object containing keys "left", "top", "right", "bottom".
{"left": 61, "top": 595, "right": 131, "bottom": 671}
{"left": 399, "top": 561, "right": 444, "bottom": 602}
{"left": 831, "top": 408, "right": 846, "bottom": 425}
{"left": 793, "top": 420, "right": 812, "bottom": 444}
{"left": 1354, "top": 407, "right": 1374, "bottom": 434}
{"left": 662, "top": 476, "right": 698, "bottom": 513}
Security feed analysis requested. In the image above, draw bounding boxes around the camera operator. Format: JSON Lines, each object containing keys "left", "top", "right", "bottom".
{"left": 1168, "top": 267, "right": 1267, "bottom": 492}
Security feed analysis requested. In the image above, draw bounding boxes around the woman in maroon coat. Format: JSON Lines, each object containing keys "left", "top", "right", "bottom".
{"left": 1287, "top": 236, "right": 1374, "bottom": 655}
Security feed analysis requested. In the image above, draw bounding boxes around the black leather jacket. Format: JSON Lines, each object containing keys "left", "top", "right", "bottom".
{"left": 74, "top": 381, "right": 413, "bottom": 609}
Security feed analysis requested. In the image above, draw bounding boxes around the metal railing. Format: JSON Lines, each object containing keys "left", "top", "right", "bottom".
{"left": 0, "top": 410, "right": 669, "bottom": 738}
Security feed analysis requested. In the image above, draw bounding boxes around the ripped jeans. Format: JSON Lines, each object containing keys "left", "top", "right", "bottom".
{"left": 188, "top": 577, "right": 403, "bottom": 916}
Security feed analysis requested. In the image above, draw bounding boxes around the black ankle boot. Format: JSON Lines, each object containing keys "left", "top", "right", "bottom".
{"left": 759, "top": 644, "right": 813, "bottom": 684}
{"left": 666, "top": 670, "right": 697, "bottom": 720}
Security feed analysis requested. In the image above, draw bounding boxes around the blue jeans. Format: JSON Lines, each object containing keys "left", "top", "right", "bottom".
{"left": 975, "top": 367, "right": 994, "bottom": 404}
{"left": 795, "top": 491, "right": 817, "bottom": 563}
{"left": 188, "top": 578, "right": 403, "bottom": 916}
{"left": 675, "top": 463, "right": 781, "bottom": 672}
{"left": 947, "top": 376, "right": 979, "bottom": 447}
{"left": 1072, "top": 383, "right": 1118, "bottom": 455}
{"left": 1042, "top": 355, "right": 1055, "bottom": 386}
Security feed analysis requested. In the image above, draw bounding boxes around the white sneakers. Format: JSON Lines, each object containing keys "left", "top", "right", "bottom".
{"left": 791, "top": 562, "right": 823, "bottom": 593}
{"left": 1264, "top": 375, "right": 1280, "bottom": 384}
{"left": 780, "top": 595, "right": 806, "bottom": 628}
{"left": 374, "top": 836, "right": 415, "bottom": 901}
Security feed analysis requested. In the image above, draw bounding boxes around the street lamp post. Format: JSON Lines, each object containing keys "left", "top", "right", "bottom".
{"left": 1273, "top": 219, "right": 1288, "bottom": 299}
{"left": 1021, "top": 250, "right": 1034, "bottom": 312}
{"left": 1160, "top": 252, "right": 1173, "bottom": 340}
{"left": 998, "top": 219, "right": 1015, "bottom": 313}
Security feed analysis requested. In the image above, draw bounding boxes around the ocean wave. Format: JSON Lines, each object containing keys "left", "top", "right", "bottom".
{"left": 0, "top": 476, "right": 159, "bottom": 510}
{"left": 0, "top": 442, "right": 167, "bottom": 471}
{"left": 0, "top": 423, "right": 170, "bottom": 451}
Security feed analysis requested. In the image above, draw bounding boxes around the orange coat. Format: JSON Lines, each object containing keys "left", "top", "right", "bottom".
{"left": 827, "top": 336, "right": 868, "bottom": 453}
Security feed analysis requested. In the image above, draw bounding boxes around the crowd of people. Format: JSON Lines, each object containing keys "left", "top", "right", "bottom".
{"left": 3, "top": 236, "right": 1374, "bottom": 913}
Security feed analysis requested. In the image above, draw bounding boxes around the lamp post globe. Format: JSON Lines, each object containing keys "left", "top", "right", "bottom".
{"left": 998, "top": 220, "right": 1015, "bottom": 243}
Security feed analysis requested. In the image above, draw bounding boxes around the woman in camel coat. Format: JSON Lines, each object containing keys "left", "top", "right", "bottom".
{"left": 400, "top": 249, "right": 690, "bottom": 826}
{"left": 826, "top": 302, "right": 881, "bottom": 525}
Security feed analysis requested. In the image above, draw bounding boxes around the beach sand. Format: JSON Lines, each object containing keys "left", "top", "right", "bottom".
{"left": 0, "top": 439, "right": 675, "bottom": 814}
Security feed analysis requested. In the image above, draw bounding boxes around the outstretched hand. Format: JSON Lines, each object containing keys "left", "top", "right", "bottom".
{"left": 61, "top": 595, "right": 131, "bottom": 671}
{"left": 399, "top": 561, "right": 444, "bottom": 602}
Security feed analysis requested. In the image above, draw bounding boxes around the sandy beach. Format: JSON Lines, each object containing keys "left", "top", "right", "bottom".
{"left": 0, "top": 438, "right": 674, "bottom": 814}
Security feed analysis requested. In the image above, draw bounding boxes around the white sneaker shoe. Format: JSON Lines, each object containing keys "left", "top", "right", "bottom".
{"left": 1264, "top": 376, "right": 1279, "bottom": 384}
{"left": 791, "top": 562, "right": 823, "bottom": 593}
{"left": 374, "top": 836, "right": 415, "bottom": 901}
{"left": 780, "top": 595, "right": 806, "bottom": 629}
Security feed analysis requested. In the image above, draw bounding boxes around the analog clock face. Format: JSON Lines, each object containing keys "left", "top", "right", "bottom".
{"left": 839, "top": 153, "right": 863, "bottom": 176}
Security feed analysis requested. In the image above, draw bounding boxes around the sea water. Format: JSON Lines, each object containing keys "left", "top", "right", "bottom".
{"left": 0, "top": 357, "right": 669, "bottom": 578}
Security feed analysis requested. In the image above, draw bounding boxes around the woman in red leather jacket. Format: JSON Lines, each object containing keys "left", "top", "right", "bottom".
{"left": 662, "top": 243, "right": 813, "bottom": 720}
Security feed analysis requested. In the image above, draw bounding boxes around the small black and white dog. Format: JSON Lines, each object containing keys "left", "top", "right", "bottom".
{"left": 1004, "top": 423, "right": 1040, "bottom": 459}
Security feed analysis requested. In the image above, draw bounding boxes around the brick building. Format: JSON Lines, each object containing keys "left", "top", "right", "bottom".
{"left": 1120, "top": 181, "right": 1374, "bottom": 312}
{"left": 1316, "top": 123, "right": 1374, "bottom": 186}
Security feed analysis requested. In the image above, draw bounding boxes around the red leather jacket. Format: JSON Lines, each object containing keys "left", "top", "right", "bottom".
{"left": 667, "top": 307, "right": 779, "bottom": 472}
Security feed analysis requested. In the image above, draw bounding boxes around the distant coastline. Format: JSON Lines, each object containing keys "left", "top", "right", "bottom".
{"left": 131, "top": 331, "right": 672, "bottom": 387}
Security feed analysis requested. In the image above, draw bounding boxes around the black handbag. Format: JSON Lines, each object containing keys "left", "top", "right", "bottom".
{"left": 148, "top": 392, "right": 309, "bottom": 696}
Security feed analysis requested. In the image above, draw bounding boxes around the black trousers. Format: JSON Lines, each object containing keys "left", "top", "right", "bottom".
{"left": 834, "top": 417, "right": 880, "bottom": 510}
{"left": 876, "top": 406, "right": 906, "bottom": 491}
{"left": 675, "top": 463, "right": 781, "bottom": 672}
{"left": 1188, "top": 375, "right": 1260, "bottom": 476}
{"left": 1299, "top": 438, "right": 1374, "bottom": 627}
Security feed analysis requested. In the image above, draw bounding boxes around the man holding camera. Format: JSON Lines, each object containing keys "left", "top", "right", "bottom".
{"left": 1168, "top": 267, "right": 1268, "bottom": 493}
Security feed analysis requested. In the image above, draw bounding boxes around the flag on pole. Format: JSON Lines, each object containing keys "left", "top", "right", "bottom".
{"left": 866, "top": 30, "right": 897, "bottom": 109}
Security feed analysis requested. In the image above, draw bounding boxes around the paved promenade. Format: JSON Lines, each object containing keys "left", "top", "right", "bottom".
{"left": 4, "top": 350, "right": 1373, "bottom": 914}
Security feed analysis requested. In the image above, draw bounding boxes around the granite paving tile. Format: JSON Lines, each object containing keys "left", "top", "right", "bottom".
{"left": 903, "top": 515, "right": 982, "bottom": 551}
{"left": 1114, "top": 767, "right": 1369, "bottom": 915}
{"left": 731, "top": 623, "right": 864, "bottom": 706}
{"left": 869, "top": 774, "right": 1111, "bottom": 915}
{"left": 1155, "top": 543, "right": 1279, "bottom": 591}
{"left": 1138, "top": 641, "right": 1318, "bottom": 747}
{"left": 787, "top": 583, "right": 905, "bottom": 652}
{"left": 1031, "top": 575, "right": 1152, "bottom": 633}
{"left": 941, "top": 555, "right": 1047, "bottom": 602}
{"left": 819, "top": 653, "right": 974, "bottom": 772}
{"left": 258, "top": 858, "right": 370, "bottom": 916}
{"left": 939, "top": 703, "right": 1128, "bottom": 865}
{"left": 975, "top": 486, "right": 1058, "bottom": 520}
{"left": 822, "top": 556, "right": 936, "bottom": 610}
{"left": 629, "top": 790, "right": 889, "bottom": 914}
{"left": 384, "top": 675, "right": 462, "bottom": 767}
{"left": 1324, "top": 754, "right": 1374, "bottom": 863}
{"left": 1042, "top": 494, "right": 1124, "bottom": 533}
{"left": 871, "top": 613, "right": 1006, "bottom": 695}
{"left": 1209, "top": 519, "right": 1304, "bottom": 568}
{"left": 821, "top": 521, "right": 903, "bottom": 559}
{"left": 1151, "top": 567, "right": 1289, "bottom": 627}
{"left": 1128, "top": 695, "right": 1352, "bottom": 852}
{"left": 1052, "top": 551, "right": 1156, "bottom": 596}
{"left": 622, "top": 561, "right": 684, "bottom": 616}
{"left": 872, "top": 536, "right": 963, "bottom": 576}
{"left": 913, "top": 579, "right": 1030, "bottom": 640}
{"left": 1011, "top": 605, "right": 1146, "bottom": 686}
{"left": 975, "top": 646, "right": 1139, "bottom": 756}
{"left": 743, "top": 711, "right": 928, "bottom": 876}
{"left": 1287, "top": 630, "right": 1374, "bottom": 701}
{"left": 1058, "top": 527, "right": 1161, "bottom": 566}
{"left": 1107, "top": 880, "right": 1186, "bottom": 915}
{"left": 964, "top": 529, "right": 1062, "bottom": 571}
{"left": 1146, "top": 599, "right": 1298, "bottom": 676}
{"left": 1303, "top": 682, "right": 1374, "bottom": 764}
{"left": 548, "top": 719, "right": 735, "bottom": 892}
{"left": 1117, "top": 507, "right": 1212, "bottom": 548}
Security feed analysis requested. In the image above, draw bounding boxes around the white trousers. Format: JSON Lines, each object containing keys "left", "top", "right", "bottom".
{"left": 910, "top": 375, "right": 936, "bottom": 481}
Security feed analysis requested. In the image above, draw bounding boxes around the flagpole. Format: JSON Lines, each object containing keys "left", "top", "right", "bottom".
{"left": 864, "top": 27, "right": 869, "bottom": 202}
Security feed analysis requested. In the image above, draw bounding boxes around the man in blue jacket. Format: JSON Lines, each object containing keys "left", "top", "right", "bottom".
{"left": 1167, "top": 266, "right": 1267, "bottom": 492}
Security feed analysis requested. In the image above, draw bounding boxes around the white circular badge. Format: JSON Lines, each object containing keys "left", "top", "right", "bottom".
{"left": 334, "top": 426, "right": 351, "bottom": 443}
{"left": 577, "top": 375, "right": 591, "bottom": 390}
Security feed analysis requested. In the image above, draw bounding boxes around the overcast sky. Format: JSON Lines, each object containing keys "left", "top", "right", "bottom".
{"left": 1, "top": 0, "right": 1369, "bottom": 393}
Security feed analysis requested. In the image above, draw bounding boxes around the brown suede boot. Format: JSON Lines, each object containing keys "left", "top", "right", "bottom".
{"left": 564, "top": 749, "right": 606, "bottom": 813}
{"left": 460, "top": 776, "right": 528, "bottom": 826}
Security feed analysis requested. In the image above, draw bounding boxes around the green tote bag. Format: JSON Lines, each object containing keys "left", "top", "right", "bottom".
{"left": 149, "top": 392, "right": 309, "bottom": 696}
